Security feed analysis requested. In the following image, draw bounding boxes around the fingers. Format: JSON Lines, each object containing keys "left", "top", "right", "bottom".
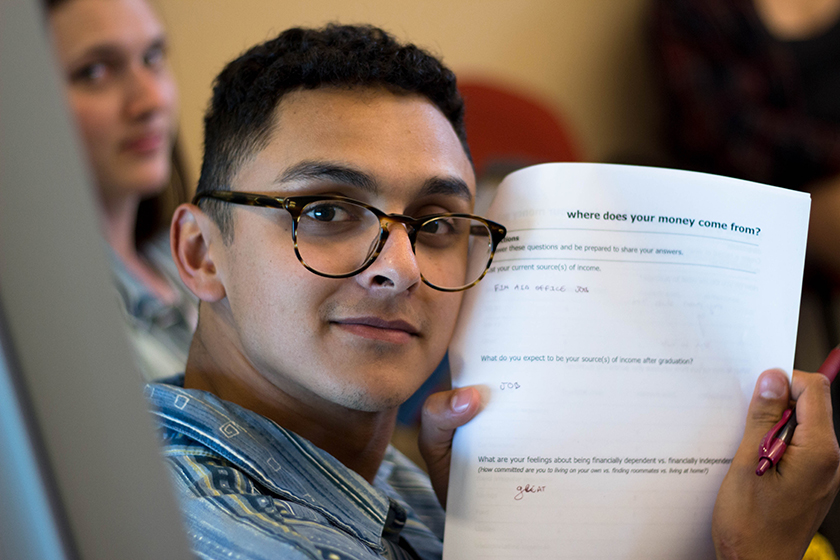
{"left": 788, "top": 370, "right": 838, "bottom": 478}
{"left": 418, "top": 386, "right": 482, "bottom": 508}
{"left": 789, "top": 369, "right": 833, "bottom": 431}
{"left": 713, "top": 368, "right": 838, "bottom": 559}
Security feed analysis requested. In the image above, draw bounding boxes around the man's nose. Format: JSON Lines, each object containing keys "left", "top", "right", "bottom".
{"left": 354, "top": 222, "right": 422, "bottom": 293}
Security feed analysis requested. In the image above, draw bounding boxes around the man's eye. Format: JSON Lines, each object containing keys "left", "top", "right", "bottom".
{"left": 303, "top": 202, "right": 356, "bottom": 222}
{"left": 421, "top": 217, "right": 456, "bottom": 235}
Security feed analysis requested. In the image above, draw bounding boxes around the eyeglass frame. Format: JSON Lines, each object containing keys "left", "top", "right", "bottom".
{"left": 192, "top": 190, "right": 508, "bottom": 292}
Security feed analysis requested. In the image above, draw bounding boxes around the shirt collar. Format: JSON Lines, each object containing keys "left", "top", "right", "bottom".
{"left": 146, "top": 380, "right": 397, "bottom": 551}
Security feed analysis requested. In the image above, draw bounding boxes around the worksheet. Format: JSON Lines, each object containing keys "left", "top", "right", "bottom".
{"left": 444, "top": 163, "right": 810, "bottom": 560}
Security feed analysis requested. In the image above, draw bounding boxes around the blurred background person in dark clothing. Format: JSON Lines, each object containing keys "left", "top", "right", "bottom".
{"left": 652, "top": 2, "right": 840, "bottom": 553}
{"left": 651, "top": 0, "right": 840, "bottom": 281}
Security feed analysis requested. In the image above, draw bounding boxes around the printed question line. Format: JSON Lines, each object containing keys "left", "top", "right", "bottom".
{"left": 503, "top": 227, "right": 761, "bottom": 247}
{"left": 490, "top": 257, "right": 757, "bottom": 275}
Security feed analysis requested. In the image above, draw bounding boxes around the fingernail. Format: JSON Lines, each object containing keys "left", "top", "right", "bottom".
{"left": 451, "top": 390, "right": 471, "bottom": 413}
{"left": 759, "top": 373, "right": 786, "bottom": 399}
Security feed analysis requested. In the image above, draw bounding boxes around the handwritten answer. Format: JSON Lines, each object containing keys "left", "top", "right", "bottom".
{"left": 491, "top": 283, "right": 592, "bottom": 292}
{"left": 514, "top": 484, "right": 546, "bottom": 500}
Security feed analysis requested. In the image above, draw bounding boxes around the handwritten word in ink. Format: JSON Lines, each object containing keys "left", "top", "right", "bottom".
{"left": 535, "top": 284, "right": 565, "bottom": 292}
{"left": 500, "top": 382, "right": 521, "bottom": 391}
{"left": 494, "top": 284, "right": 531, "bottom": 292}
{"left": 493, "top": 283, "right": 591, "bottom": 294}
{"left": 514, "top": 484, "right": 546, "bottom": 500}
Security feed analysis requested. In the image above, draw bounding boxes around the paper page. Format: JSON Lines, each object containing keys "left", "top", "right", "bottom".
{"left": 443, "top": 163, "right": 810, "bottom": 560}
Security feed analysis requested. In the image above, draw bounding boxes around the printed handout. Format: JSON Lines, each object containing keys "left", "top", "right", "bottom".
{"left": 444, "top": 163, "right": 810, "bottom": 559}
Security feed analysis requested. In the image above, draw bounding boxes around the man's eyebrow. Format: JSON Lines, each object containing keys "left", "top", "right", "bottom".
{"left": 275, "top": 161, "right": 472, "bottom": 202}
{"left": 419, "top": 176, "right": 473, "bottom": 203}
{"left": 276, "top": 161, "right": 378, "bottom": 193}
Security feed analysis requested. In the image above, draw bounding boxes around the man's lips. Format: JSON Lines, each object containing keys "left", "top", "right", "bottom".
{"left": 332, "top": 317, "right": 419, "bottom": 343}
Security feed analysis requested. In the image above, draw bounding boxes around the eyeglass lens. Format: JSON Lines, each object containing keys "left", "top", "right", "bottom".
{"left": 294, "top": 199, "right": 493, "bottom": 290}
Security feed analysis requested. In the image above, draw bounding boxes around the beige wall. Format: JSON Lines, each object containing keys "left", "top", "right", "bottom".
{"left": 156, "top": 0, "right": 662, "bottom": 182}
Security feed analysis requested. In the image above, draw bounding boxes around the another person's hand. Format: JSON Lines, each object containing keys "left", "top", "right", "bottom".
{"left": 418, "top": 386, "right": 482, "bottom": 508}
{"left": 713, "top": 369, "right": 840, "bottom": 560}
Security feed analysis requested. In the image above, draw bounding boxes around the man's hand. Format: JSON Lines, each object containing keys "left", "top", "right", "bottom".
{"left": 712, "top": 369, "right": 840, "bottom": 560}
{"left": 418, "top": 386, "right": 482, "bottom": 509}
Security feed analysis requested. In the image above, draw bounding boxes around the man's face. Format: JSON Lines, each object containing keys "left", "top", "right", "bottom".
{"left": 215, "top": 87, "right": 475, "bottom": 412}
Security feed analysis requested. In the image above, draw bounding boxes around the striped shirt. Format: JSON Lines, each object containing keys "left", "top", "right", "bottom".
{"left": 110, "top": 233, "right": 198, "bottom": 382}
{"left": 146, "top": 380, "right": 445, "bottom": 560}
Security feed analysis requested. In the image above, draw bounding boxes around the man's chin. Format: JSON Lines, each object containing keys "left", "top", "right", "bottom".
{"left": 328, "top": 382, "right": 421, "bottom": 413}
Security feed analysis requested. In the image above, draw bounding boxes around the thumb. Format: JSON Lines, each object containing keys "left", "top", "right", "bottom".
{"left": 418, "top": 386, "right": 482, "bottom": 508}
{"left": 738, "top": 369, "right": 791, "bottom": 459}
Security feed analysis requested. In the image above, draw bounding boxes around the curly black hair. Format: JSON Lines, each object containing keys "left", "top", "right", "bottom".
{"left": 196, "top": 24, "right": 470, "bottom": 239}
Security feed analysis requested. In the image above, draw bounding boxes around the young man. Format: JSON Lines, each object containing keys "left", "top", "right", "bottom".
{"left": 152, "top": 24, "right": 840, "bottom": 560}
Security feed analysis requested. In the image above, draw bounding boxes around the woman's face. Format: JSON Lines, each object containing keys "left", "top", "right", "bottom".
{"left": 49, "top": 0, "right": 178, "bottom": 204}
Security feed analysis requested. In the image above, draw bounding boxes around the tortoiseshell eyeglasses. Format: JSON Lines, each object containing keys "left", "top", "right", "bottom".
{"left": 193, "top": 190, "right": 507, "bottom": 292}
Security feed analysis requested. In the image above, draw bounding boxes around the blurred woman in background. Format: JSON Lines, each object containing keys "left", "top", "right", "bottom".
{"left": 651, "top": 0, "right": 840, "bottom": 365}
{"left": 45, "top": 0, "right": 196, "bottom": 381}
{"left": 652, "top": 1, "right": 840, "bottom": 555}
{"left": 652, "top": 0, "right": 840, "bottom": 280}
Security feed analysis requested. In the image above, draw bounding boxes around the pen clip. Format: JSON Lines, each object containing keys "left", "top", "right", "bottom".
{"left": 759, "top": 408, "right": 793, "bottom": 456}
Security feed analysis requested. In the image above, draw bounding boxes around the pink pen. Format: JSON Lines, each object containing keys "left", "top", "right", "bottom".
{"left": 756, "top": 346, "right": 840, "bottom": 476}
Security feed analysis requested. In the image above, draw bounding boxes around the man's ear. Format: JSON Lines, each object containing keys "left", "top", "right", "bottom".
{"left": 170, "top": 204, "right": 226, "bottom": 302}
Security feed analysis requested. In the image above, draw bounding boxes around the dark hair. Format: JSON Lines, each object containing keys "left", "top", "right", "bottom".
{"left": 135, "top": 139, "right": 191, "bottom": 246}
{"left": 196, "top": 24, "right": 470, "bottom": 239}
